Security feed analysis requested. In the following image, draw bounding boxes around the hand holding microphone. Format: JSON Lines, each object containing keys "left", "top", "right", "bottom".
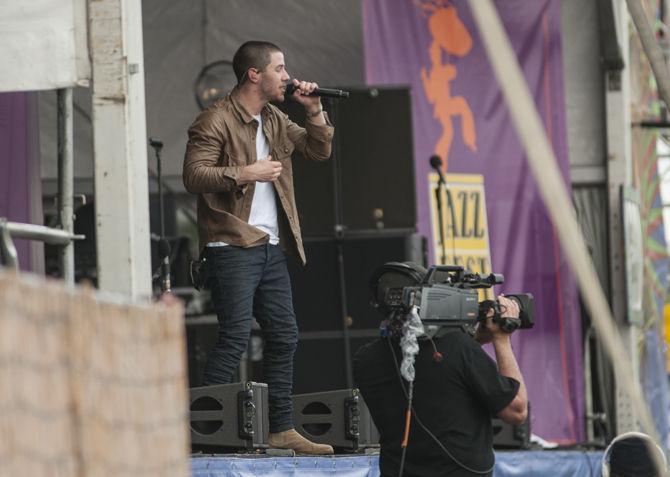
{"left": 286, "top": 78, "right": 323, "bottom": 115}
{"left": 284, "top": 79, "right": 350, "bottom": 99}
{"left": 284, "top": 78, "right": 349, "bottom": 122}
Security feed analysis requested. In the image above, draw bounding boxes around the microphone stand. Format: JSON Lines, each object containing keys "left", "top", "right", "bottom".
{"left": 149, "top": 137, "right": 171, "bottom": 294}
{"left": 434, "top": 169, "right": 447, "bottom": 265}
{"left": 327, "top": 98, "right": 354, "bottom": 389}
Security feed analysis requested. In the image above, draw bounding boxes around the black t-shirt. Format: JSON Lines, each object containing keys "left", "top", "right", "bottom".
{"left": 353, "top": 331, "right": 519, "bottom": 477}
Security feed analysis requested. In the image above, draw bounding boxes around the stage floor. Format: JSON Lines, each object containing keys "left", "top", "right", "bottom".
{"left": 191, "top": 450, "right": 605, "bottom": 476}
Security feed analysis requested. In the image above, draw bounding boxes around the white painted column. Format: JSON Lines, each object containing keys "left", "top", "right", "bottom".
{"left": 89, "top": 0, "right": 152, "bottom": 301}
{"left": 605, "top": 0, "right": 640, "bottom": 434}
{"left": 605, "top": 0, "right": 633, "bottom": 330}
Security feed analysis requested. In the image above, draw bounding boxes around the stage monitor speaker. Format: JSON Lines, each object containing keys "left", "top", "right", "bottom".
{"left": 278, "top": 86, "right": 416, "bottom": 236}
{"left": 293, "top": 389, "right": 379, "bottom": 451}
{"left": 190, "top": 382, "right": 269, "bottom": 451}
{"left": 492, "top": 404, "right": 531, "bottom": 449}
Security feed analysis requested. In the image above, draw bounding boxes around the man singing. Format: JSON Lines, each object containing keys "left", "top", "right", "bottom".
{"left": 183, "top": 40, "right": 334, "bottom": 454}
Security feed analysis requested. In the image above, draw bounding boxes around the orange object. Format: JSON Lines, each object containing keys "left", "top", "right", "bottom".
{"left": 419, "top": 2, "right": 478, "bottom": 171}
{"left": 664, "top": 304, "right": 670, "bottom": 373}
{"left": 401, "top": 408, "right": 412, "bottom": 448}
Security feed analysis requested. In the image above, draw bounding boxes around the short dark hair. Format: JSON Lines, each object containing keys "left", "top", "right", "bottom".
{"left": 609, "top": 436, "right": 664, "bottom": 477}
{"left": 232, "top": 41, "right": 282, "bottom": 85}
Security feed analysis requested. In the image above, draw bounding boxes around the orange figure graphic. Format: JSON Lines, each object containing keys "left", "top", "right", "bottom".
{"left": 418, "top": 1, "right": 477, "bottom": 171}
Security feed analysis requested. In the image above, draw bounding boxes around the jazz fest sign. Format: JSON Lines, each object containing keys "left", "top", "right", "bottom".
{"left": 428, "top": 173, "right": 493, "bottom": 299}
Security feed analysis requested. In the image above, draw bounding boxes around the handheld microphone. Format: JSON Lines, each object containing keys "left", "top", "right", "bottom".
{"left": 429, "top": 155, "right": 445, "bottom": 184}
{"left": 284, "top": 83, "right": 350, "bottom": 99}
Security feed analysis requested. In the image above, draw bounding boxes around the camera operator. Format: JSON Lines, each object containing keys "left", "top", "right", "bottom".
{"left": 354, "top": 295, "right": 528, "bottom": 477}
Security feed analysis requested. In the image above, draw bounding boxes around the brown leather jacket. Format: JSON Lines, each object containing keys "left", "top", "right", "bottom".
{"left": 183, "top": 92, "right": 334, "bottom": 264}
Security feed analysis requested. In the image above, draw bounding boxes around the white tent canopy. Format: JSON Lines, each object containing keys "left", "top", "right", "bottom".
{"left": 0, "top": 0, "right": 89, "bottom": 92}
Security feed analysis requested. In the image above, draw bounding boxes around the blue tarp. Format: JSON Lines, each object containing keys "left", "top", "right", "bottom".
{"left": 191, "top": 451, "right": 604, "bottom": 476}
{"left": 494, "top": 451, "right": 603, "bottom": 476}
{"left": 191, "top": 455, "right": 379, "bottom": 477}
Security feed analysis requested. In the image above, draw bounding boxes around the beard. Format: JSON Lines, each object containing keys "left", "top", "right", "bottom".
{"left": 260, "top": 79, "right": 285, "bottom": 103}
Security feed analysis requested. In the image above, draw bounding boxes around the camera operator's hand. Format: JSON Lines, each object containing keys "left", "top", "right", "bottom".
{"left": 475, "top": 306, "right": 497, "bottom": 344}
{"left": 498, "top": 295, "right": 520, "bottom": 319}
{"left": 488, "top": 294, "right": 528, "bottom": 425}
{"left": 475, "top": 295, "right": 519, "bottom": 344}
{"left": 493, "top": 295, "right": 520, "bottom": 342}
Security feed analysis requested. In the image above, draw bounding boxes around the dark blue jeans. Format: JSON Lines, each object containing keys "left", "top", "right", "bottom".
{"left": 202, "top": 244, "right": 298, "bottom": 433}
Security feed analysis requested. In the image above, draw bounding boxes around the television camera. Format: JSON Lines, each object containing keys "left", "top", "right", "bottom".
{"left": 369, "top": 263, "right": 534, "bottom": 333}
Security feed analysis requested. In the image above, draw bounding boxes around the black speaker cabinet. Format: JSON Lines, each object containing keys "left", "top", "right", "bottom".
{"left": 190, "top": 382, "right": 269, "bottom": 451}
{"left": 293, "top": 336, "right": 377, "bottom": 395}
{"left": 278, "top": 86, "right": 416, "bottom": 236}
{"left": 492, "top": 404, "right": 531, "bottom": 449}
{"left": 293, "top": 389, "right": 379, "bottom": 451}
{"left": 288, "top": 233, "right": 426, "bottom": 333}
{"left": 185, "top": 317, "right": 219, "bottom": 387}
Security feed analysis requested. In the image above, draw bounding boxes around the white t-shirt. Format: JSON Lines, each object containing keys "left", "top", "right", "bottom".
{"left": 207, "top": 114, "right": 279, "bottom": 247}
{"left": 247, "top": 113, "right": 279, "bottom": 244}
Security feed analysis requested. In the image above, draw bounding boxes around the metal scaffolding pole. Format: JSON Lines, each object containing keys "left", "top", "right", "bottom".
{"left": 0, "top": 219, "right": 84, "bottom": 269}
{"left": 57, "top": 88, "right": 75, "bottom": 286}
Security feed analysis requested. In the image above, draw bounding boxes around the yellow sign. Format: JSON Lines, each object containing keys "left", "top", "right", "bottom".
{"left": 428, "top": 173, "right": 494, "bottom": 299}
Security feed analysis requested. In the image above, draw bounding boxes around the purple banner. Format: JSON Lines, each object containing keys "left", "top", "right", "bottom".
{"left": 363, "top": 0, "right": 583, "bottom": 442}
{"left": 0, "top": 92, "right": 35, "bottom": 271}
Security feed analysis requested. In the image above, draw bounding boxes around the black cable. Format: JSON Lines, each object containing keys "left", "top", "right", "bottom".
{"left": 387, "top": 336, "right": 494, "bottom": 475}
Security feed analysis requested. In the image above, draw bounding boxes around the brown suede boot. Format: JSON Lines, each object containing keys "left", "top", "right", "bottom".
{"left": 268, "top": 429, "right": 334, "bottom": 455}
